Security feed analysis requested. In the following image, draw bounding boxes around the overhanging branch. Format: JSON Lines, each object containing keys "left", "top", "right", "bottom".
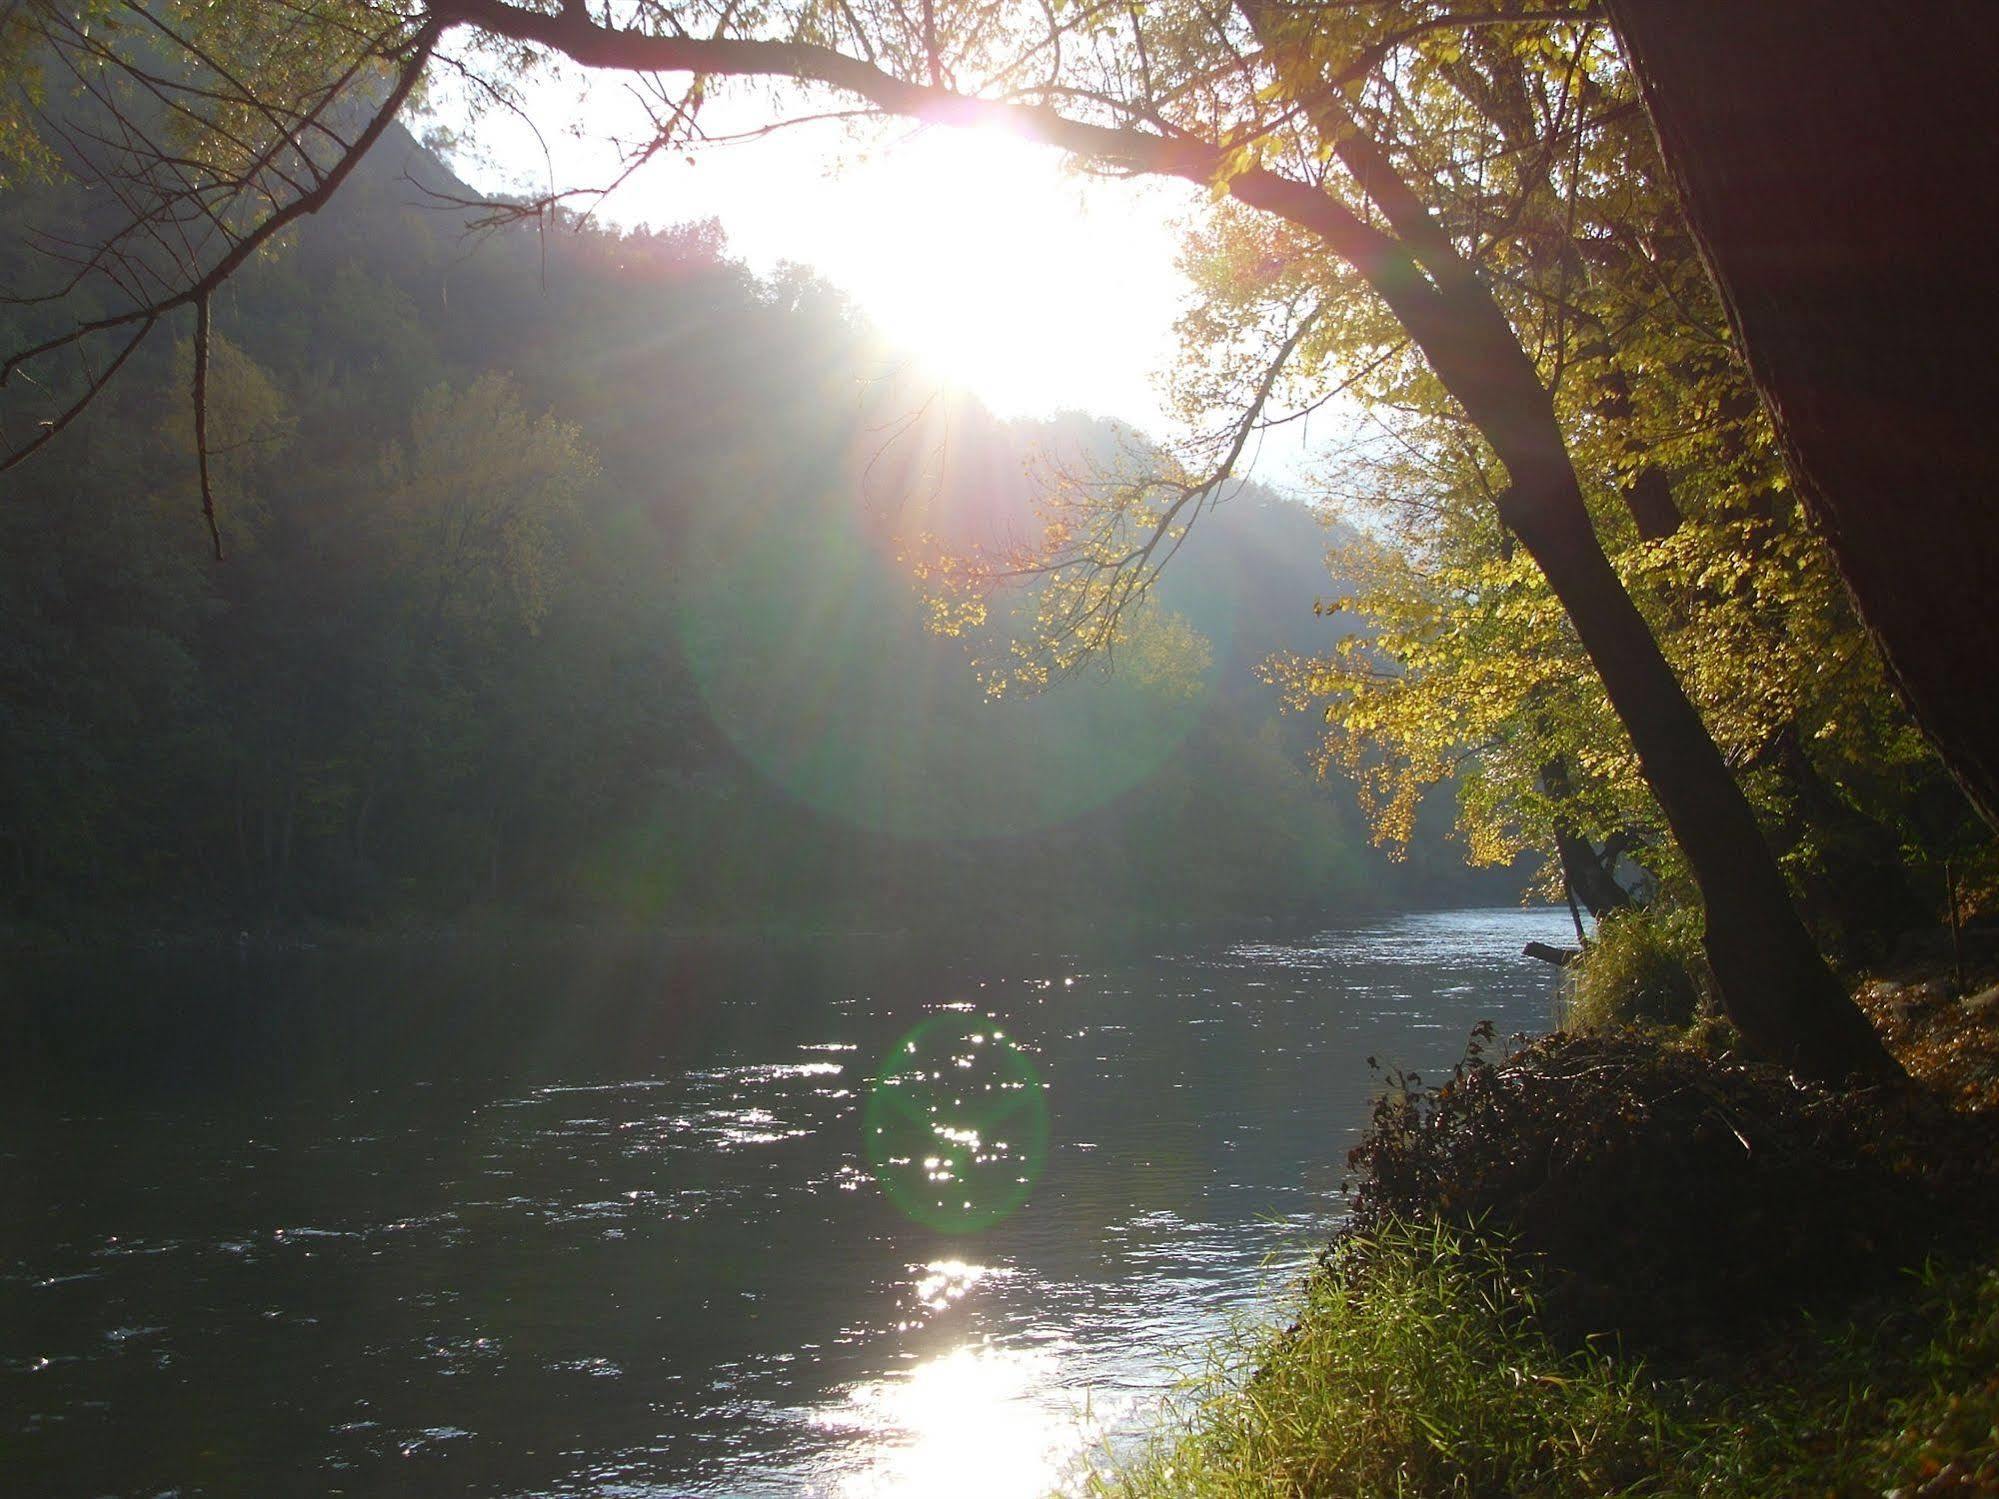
{"left": 428, "top": 0, "right": 1423, "bottom": 296}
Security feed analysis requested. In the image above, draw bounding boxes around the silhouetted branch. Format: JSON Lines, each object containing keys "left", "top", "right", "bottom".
{"left": 1, "top": 14, "right": 441, "bottom": 478}
{"left": 192, "top": 293, "right": 221, "bottom": 560}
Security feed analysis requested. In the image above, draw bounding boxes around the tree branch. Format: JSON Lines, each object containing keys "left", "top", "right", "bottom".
{"left": 427, "top": 0, "right": 1422, "bottom": 294}
{"left": 1, "top": 18, "right": 442, "bottom": 472}
{"left": 192, "top": 293, "right": 222, "bottom": 560}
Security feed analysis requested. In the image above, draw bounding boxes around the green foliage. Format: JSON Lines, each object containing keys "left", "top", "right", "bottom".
{"left": 1114, "top": 603, "right": 1214, "bottom": 704}
{"left": 1087, "top": 1225, "right": 1999, "bottom": 1499}
{"left": 1090, "top": 1224, "right": 1661, "bottom": 1498}
{"left": 372, "top": 373, "right": 592, "bottom": 637}
{"left": 1210, "top": 23, "right": 1981, "bottom": 919}
{"left": 1564, "top": 908, "right": 1708, "bottom": 1033}
{"left": 0, "top": 121, "right": 1501, "bottom": 931}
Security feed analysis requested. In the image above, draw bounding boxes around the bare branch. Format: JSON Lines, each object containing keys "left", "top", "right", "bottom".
{"left": 192, "top": 294, "right": 222, "bottom": 560}
{"left": 1, "top": 16, "right": 442, "bottom": 475}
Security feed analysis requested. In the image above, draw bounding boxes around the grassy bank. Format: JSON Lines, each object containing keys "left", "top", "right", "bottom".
{"left": 1089, "top": 1223, "right": 1999, "bottom": 1497}
{"left": 1085, "top": 944, "right": 1999, "bottom": 1497}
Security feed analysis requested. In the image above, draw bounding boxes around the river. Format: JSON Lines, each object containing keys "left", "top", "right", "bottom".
{"left": 1, "top": 906, "right": 1573, "bottom": 1496}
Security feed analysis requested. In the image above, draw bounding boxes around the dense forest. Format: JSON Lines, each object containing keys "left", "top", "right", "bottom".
{"left": 0, "top": 121, "right": 1508, "bottom": 937}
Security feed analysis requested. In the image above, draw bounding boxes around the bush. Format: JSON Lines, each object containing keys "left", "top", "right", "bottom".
{"left": 1563, "top": 907, "right": 1706, "bottom": 1032}
{"left": 1084, "top": 1226, "right": 1999, "bottom": 1498}
{"left": 1088, "top": 1023, "right": 1999, "bottom": 1497}
{"left": 1084, "top": 1223, "right": 1666, "bottom": 1498}
{"left": 1344, "top": 1029, "right": 1998, "bottom": 1353}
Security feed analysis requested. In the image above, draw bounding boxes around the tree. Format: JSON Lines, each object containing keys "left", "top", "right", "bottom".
{"left": 1233, "top": 31, "right": 1946, "bottom": 965}
{"left": 1605, "top": 0, "right": 1999, "bottom": 838}
{"left": 0, "top": 124, "right": 1404, "bottom": 934}
{"left": 0, "top": 1, "right": 1901, "bottom": 1077}
{"left": 335, "top": 373, "right": 592, "bottom": 886}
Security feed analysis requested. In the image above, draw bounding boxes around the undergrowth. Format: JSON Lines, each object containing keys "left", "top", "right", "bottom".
{"left": 1082, "top": 1002, "right": 1999, "bottom": 1498}
{"left": 1083, "top": 1222, "right": 1999, "bottom": 1497}
{"left": 1351, "top": 1025, "right": 1996, "bottom": 1352}
{"left": 1561, "top": 908, "right": 1707, "bottom": 1033}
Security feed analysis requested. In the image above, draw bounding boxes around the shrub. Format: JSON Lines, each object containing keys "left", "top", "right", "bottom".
{"left": 1089, "top": 1024, "right": 1999, "bottom": 1496}
{"left": 1563, "top": 907, "right": 1706, "bottom": 1032}
{"left": 1344, "top": 1029, "right": 1997, "bottom": 1353}
{"left": 1082, "top": 1228, "right": 1999, "bottom": 1498}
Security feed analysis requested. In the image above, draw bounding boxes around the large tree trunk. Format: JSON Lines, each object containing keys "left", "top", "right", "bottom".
{"left": 1606, "top": 0, "right": 1999, "bottom": 835}
{"left": 1539, "top": 754, "right": 1634, "bottom": 919}
{"left": 1553, "top": 822, "right": 1631, "bottom": 921}
{"left": 1249, "top": 99, "right": 1905, "bottom": 1080}
{"left": 1363, "top": 250, "right": 1899, "bottom": 1080}
{"left": 1551, "top": 827, "right": 1631, "bottom": 923}
{"left": 1501, "top": 446, "right": 1897, "bottom": 1081}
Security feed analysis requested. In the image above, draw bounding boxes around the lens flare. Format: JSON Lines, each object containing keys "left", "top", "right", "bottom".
{"left": 863, "top": 1014, "right": 1049, "bottom": 1232}
{"left": 672, "top": 438, "right": 1213, "bottom": 839}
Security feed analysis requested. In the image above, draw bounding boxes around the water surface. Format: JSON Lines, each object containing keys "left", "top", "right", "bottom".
{"left": 1, "top": 907, "right": 1571, "bottom": 1496}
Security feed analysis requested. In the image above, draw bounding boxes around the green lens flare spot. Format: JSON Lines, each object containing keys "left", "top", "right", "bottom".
{"left": 863, "top": 1015, "right": 1049, "bottom": 1233}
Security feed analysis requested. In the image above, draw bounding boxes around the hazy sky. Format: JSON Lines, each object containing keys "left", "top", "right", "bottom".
{"left": 429, "top": 61, "right": 1346, "bottom": 489}
{"left": 442, "top": 70, "right": 1201, "bottom": 430}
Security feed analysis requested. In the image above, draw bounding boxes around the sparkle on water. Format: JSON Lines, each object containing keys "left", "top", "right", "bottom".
{"left": 823, "top": 1342, "right": 1092, "bottom": 1499}
{"left": 864, "top": 1014, "right": 1050, "bottom": 1233}
{"left": 1, "top": 907, "right": 1576, "bottom": 1496}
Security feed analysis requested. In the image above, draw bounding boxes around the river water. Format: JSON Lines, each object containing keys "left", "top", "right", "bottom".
{"left": 1, "top": 907, "right": 1572, "bottom": 1497}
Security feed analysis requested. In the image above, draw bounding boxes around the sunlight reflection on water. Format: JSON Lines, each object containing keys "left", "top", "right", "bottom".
{"left": 819, "top": 1343, "right": 1115, "bottom": 1499}
{"left": 3, "top": 907, "right": 1576, "bottom": 1497}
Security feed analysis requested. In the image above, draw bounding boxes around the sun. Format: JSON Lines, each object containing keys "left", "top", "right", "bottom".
{"left": 489, "top": 70, "right": 1198, "bottom": 426}
{"left": 818, "top": 128, "right": 1165, "bottom": 417}
{"left": 654, "top": 112, "right": 1194, "bottom": 424}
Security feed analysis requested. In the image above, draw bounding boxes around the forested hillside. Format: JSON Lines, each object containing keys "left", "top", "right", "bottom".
{"left": 0, "top": 123, "right": 1509, "bottom": 936}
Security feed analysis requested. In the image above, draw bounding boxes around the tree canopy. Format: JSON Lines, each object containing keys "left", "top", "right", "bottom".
{"left": 2, "top": 0, "right": 1990, "bottom": 1077}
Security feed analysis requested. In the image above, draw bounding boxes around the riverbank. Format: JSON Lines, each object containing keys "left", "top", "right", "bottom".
{"left": 0, "top": 900, "right": 1398, "bottom": 962}
{"left": 1088, "top": 970, "right": 1999, "bottom": 1497}
{"left": 1091, "top": 1223, "right": 1999, "bottom": 1496}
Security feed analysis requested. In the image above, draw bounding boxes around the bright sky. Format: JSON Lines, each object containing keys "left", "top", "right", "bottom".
{"left": 433, "top": 64, "right": 1340, "bottom": 485}
{"left": 666, "top": 123, "right": 1201, "bottom": 431}
{"left": 446, "top": 72, "right": 1202, "bottom": 433}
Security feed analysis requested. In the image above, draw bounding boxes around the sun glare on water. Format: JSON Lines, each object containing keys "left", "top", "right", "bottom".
{"left": 822, "top": 1340, "right": 1115, "bottom": 1497}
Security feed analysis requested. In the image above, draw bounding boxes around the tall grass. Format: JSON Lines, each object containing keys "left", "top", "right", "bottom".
{"left": 1081, "top": 1223, "right": 1999, "bottom": 1497}
{"left": 1082, "top": 1224, "right": 1666, "bottom": 1498}
{"left": 1562, "top": 908, "right": 1707, "bottom": 1033}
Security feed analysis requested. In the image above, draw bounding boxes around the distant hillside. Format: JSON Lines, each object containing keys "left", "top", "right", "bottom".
{"left": 0, "top": 121, "right": 1522, "bottom": 936}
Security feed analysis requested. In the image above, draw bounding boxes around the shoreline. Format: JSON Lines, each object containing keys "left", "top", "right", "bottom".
{"left": 0, "top": 898, "right": 1559, "bottom": 964}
